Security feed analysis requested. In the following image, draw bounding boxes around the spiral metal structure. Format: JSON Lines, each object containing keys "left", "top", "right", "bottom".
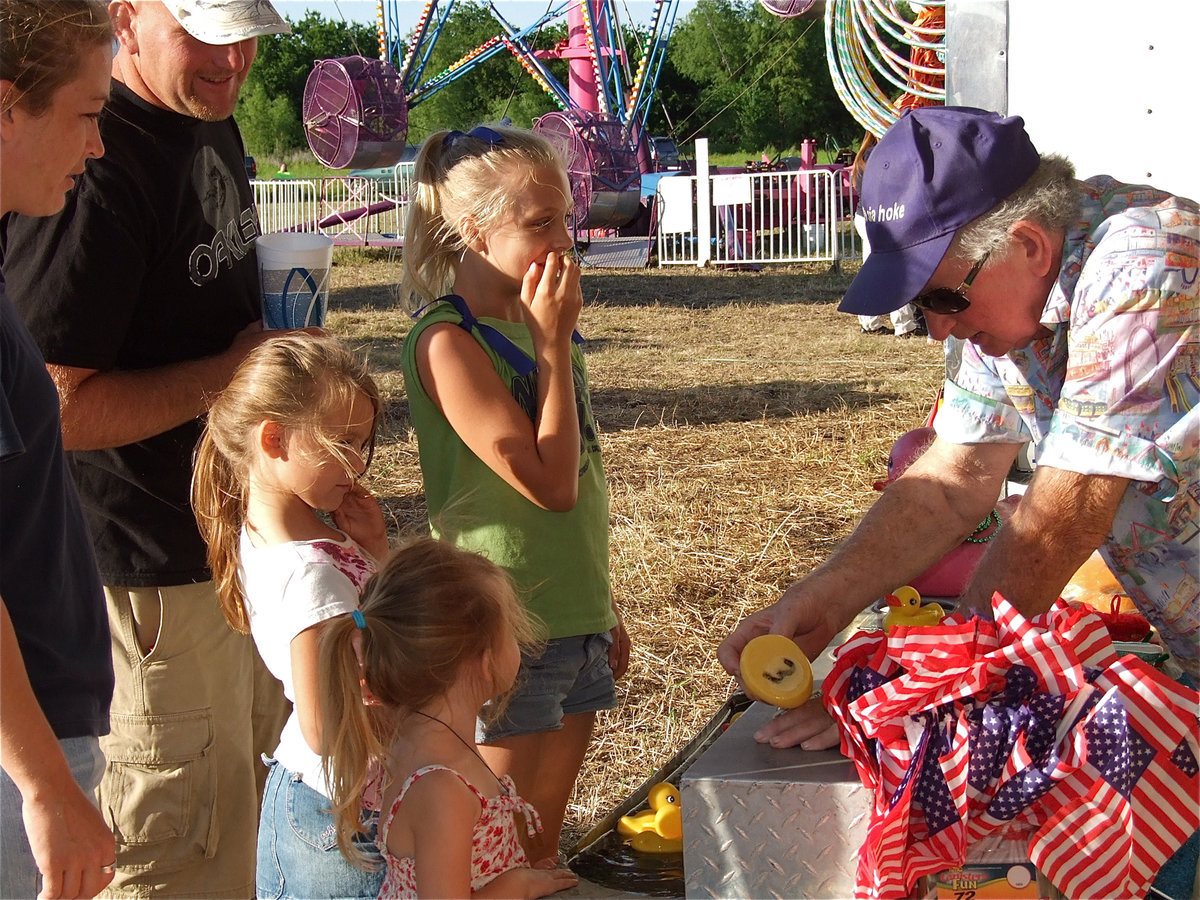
{"left": 759, "top": 0, "right": 817, "bottom": 17}
{"left": 824, "top": 0, "right": 945, "bottom": 137}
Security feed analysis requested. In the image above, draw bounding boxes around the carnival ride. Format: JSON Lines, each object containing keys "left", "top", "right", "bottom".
{"left": 824, "top": 0, "right": 946, "bottom": 136}
{"left": 302, "top": 0, "right": 683, "bottom": 230}
{"left": 293, "top": 0, "right": 945, "bottom": 253}
{"left": 303, "top": 55, "right": 408, "bottom": 170}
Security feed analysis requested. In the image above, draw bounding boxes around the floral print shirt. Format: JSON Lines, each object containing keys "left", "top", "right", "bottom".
{"left": 377, "top": 764, "right": 541, "bottom": 897}
{"left": 935, "top": 176, "right": 1199, "bottom": 678}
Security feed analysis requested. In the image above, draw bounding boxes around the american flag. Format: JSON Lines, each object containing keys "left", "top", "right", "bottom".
{"left": 822, "top": 592, "right": 1200, "bottom": 900}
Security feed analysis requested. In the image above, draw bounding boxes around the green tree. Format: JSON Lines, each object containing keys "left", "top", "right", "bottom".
{"left": 664, "top": 0, "right": 857, "bottom": 154}
{"left": 237, "top": 81, "right": 303, "bottom": 156}
{"left": 404, "top": 2, "right": 565, "bottom": 139}
{"left": 236, "top": 11, "right": 378, "bottom": 157}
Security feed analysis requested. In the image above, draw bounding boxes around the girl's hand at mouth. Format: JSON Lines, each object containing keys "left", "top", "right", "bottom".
{"left": 521, "top": 250, "right": 582, "bottom": 347}
{"left": 331, "top": 483, "right": 388, "bottom": 560}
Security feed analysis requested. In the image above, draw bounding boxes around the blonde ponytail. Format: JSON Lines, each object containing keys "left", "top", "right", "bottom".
{"left": 192, "top": 430, "right": 251, "bottom": 632}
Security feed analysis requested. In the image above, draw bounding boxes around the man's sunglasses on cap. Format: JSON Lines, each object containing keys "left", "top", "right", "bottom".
{"left": 911, "top": 252, "right": 990, "bottom": 315}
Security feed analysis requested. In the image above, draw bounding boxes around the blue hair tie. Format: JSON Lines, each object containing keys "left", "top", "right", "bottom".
{"left": 351, "top": 609, "right": 367, "bottom": 630}
{"left": 442, "top": 125, "right": 505, "bottom": 152}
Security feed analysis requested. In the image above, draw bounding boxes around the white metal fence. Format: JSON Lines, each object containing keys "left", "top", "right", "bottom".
{"left": 251, "top": 162, "right": 415, "bottom": 245}
{"left": 249, "top": 158, "right": 861, "bottom": 267}
{"left": 655, "top": 167, "right": 861, "bottom": 267}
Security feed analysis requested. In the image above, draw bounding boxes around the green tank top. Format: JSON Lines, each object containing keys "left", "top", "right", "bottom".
{"left": 400, "top": 296, "right": 616, "bottom": 639}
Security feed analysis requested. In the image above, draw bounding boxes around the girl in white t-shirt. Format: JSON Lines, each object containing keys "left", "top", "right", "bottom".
{"left": 192, "top": 332, "right": 387, "bottom": 899}
{"left": 320, "top": 537, "right": 579, "bottom": 898}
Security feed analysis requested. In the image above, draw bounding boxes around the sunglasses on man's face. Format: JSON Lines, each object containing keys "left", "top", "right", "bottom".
{"left": 911, "top": 252, "right": 990, "bottom": 315}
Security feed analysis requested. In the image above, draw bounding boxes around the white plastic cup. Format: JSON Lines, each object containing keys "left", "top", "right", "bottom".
{"left": 256, "top": 232, "right": 334, "bottom": 329}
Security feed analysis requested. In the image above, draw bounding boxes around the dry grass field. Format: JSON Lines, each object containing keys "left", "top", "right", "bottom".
{"left": 324, "top": 248, "right": 946, "bottom": 849}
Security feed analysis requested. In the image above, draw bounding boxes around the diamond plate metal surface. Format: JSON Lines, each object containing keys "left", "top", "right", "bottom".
{"left": 682, "top": 702, "right": 871, "bottom": 899}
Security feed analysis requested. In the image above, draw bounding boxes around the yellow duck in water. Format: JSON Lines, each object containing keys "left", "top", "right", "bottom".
{"left": 883, "top": 585, "right": 945, "bottom": 631}
{"left": 617, "top": 782, "right": 683, "bottom": 853}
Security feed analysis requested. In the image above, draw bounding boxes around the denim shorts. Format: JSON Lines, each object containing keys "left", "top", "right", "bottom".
{"left": 256, "top": 758, "right": 384, "bottom": 900}
{"left": 478, "top": 632, "right": 616, "bottom": 743}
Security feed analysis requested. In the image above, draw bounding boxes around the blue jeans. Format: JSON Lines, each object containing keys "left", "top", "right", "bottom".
{"left": 0, "top": 736, "right": 105, "bottom": 898}
{"left": 256, "top": 758, "right": 384, "bottom": 899}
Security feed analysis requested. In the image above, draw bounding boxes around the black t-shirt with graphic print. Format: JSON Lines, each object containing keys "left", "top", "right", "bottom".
{"left": 1, "top": 80, "right": 262, "bottom": 586}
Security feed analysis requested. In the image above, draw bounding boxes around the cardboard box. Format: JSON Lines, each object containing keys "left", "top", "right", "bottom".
{"left": 924, "top": 862, "right": 1050, "bottom": 899}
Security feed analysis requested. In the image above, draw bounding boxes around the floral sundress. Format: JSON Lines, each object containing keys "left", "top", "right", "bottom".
{"left": 377, "top": 764, "right": 542, "bottom": 898}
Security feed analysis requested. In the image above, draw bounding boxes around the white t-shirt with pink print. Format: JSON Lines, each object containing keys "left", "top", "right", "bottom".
{"left": 240, "top": 530, "right": 377, "bottom": 797}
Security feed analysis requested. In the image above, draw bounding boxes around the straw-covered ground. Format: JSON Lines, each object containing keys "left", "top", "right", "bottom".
{"left": 324, "top": 248, "right": 945, "bottom": 850}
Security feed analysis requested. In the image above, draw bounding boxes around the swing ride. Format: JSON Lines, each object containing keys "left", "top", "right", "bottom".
{"left": 298, "top": 0, "right": 947, "bottom": 241}
{"left": 303, "top": 0, "right": 683, "bottom": 229}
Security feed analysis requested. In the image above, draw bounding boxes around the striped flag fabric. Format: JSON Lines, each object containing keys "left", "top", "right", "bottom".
{"left": 1028, "top": 657, "right": 1200, "bottom": 898}
{"left": 822, "top": 592, "right": 1200, "bottom": 900}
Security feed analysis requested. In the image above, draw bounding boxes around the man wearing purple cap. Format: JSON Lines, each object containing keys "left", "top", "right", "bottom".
{"left": 719, "top": 106, "right": 1198, "bottom": 750}
{"left": 0, "top": 2, "right": 292, "bottom": 895}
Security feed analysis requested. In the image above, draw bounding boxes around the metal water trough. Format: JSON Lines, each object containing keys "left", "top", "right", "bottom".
{"left": 567, "top": 692, "right": 754, "bottom": 897}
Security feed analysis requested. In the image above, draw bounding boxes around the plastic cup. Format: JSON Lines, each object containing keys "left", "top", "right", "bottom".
{"left": 256, "top": 232, "right": 334, "bottom": 329}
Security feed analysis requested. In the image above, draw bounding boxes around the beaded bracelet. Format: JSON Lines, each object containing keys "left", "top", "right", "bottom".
{"left": 964, "top": 508, "right": 1002, "bottom": 544}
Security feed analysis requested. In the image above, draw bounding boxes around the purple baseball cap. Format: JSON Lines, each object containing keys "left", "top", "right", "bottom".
{"left": 838, "top": 107, "right": 1040, "bottom": 317}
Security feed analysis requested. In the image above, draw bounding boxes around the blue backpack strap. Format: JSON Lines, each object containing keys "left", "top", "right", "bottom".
{"left": 443, "top": 294, "right": 537, "bottom": 377}
{"left": 414, "top": 295, "right": 584, "bottom": 378}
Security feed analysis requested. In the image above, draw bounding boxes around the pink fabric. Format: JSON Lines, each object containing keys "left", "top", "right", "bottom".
{"left": 377, "top": 764, "right": 541, "bottom": 898}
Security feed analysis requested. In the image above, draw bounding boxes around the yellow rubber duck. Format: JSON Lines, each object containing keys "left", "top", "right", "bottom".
{"left": 882, "top": 585, "right": 945, "bottom": 631}
{"left": 617, "top": 782, "right": 682, "bottom": 853}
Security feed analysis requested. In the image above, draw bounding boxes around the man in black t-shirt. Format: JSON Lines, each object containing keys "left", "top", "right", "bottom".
{"left": 1, "top": 2, "right": 292, "bottom": 895}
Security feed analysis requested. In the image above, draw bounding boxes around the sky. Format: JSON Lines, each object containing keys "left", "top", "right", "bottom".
{"left": 286, "top": 1, "right": 700, "bottom": 34}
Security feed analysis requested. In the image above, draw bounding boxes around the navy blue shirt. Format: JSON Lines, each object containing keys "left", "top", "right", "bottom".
{"left": 0, "top": 283, "right": 111, "bottom": 738}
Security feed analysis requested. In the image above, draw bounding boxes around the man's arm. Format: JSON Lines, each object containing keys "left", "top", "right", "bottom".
{"left": 49, "top": 321, "right": 272, "bottom": 451}
{"left": 719, "top": 437, "right": 1018, "bottom": 668}
{"left": 960, "top": 465, "right": 1129, "bottom": 616}
{"left": 801, "top": 437, "right": 1017, "bottom": 628}
{"left": 0, "top": 601, "right": 115, "bottom": 899}
{"left": 716, "top": 437, "right": 1018, "bottom": 751}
